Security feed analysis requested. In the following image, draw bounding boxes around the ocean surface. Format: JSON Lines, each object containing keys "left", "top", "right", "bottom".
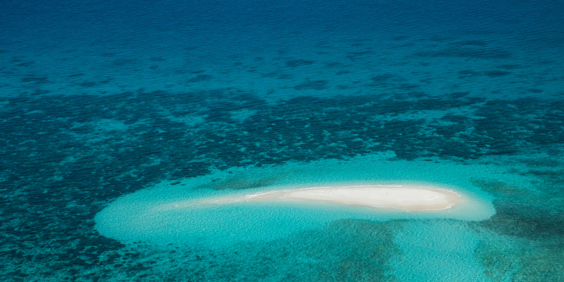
{"left": 1, "top": 0, "right": 564, "bottom": 281}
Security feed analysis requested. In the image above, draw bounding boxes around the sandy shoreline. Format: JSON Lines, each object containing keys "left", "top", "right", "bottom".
{"left": 159, "top": 184, "right": 462, "bottom": 211}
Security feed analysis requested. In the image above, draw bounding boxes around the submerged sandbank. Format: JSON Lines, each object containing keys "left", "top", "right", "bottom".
{"left": 95, "top": 156, "right": 502, "bottom": 247}
{"left": 158, "top": 184, "right": 461, "bottom": 211}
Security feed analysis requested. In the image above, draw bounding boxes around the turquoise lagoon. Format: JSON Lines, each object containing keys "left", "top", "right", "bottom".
{"left": 95, "top": 155, "right": 525, "bottom": 281}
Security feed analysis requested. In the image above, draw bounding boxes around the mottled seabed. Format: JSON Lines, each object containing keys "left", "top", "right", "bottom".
{"left": 1, "top": 87, "right": 564, "bottom": 281}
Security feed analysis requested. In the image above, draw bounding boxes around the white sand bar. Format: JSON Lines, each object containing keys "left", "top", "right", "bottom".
{"left": 161, "top": 185, "right": 462, "bottom": 211}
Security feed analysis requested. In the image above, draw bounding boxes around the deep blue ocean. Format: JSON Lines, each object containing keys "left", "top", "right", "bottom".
{"left": 1, "top": 0, "right": 564, "bottom": 281}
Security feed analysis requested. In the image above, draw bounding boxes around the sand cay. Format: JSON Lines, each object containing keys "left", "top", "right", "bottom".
{"left": 160, "top": 185, "right": 462, "bottom": 211}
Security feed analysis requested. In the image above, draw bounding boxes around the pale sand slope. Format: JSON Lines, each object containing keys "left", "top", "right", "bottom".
{"left": 158, "top": 185, "right": 462, "bottom": 211}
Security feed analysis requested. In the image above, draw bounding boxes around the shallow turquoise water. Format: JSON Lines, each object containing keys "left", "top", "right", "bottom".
{"left": 1, "top": 0, "right": 564, "bottom": 281}
{"left": 95, "top": 155, "right": 523, "bottom": 280}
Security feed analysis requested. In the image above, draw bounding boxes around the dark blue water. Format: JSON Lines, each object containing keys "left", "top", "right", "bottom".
{"left": 1, "top": 0, "right": 564, "bottom": 281}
